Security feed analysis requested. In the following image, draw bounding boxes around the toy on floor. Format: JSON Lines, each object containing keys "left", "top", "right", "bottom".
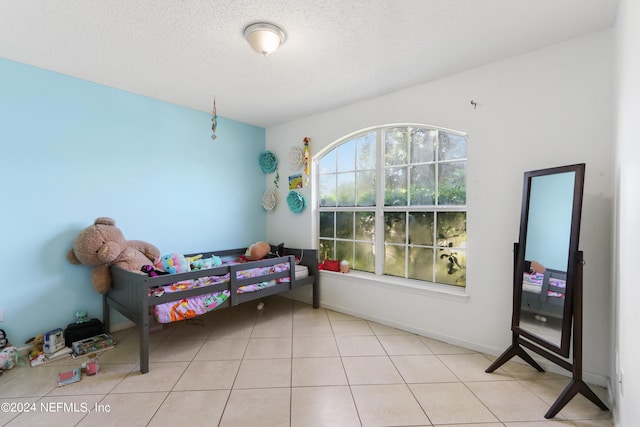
{"left": 82, "top": 353, "right": 99, "bottom": 375}
{"left": 57, "top": 368, "right": 81, "bottom": 386}
{"left": 0, "top": 329, "right": 7, "bottom": 350}
{"left": 0, "top": 346, "right": 19, "bottom": 375}
{"left": 75, "top": 311, "right": 89, "bottom": 323}
{"left": 44, "top": 328, "right": 65, "bottom": 354}
{"left": 25, "top": 334, "right": 45, "bottom": 360}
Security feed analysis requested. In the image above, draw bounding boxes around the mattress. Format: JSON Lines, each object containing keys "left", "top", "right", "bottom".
{"left": 295, "top": 264, "right": 309, "bottom": 279}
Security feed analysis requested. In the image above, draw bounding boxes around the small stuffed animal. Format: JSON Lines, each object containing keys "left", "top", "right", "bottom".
{"left": 67, "top": 217, "right": 160, "bottom": 293}
{"left": 154, "top": 253, "right": 190, "bottom": 274}
{"left": 75, "top": 311, "right": 89, "bottom": 323}
{"left": 0, "top": 346, "right": 18, "bottom": 374}
{"left": 141, "top": 265, "right": 169, "bottom": 277}
{"left": 25, "top": 334, "right": 45, "bottom": 359}
{"left": 190, "top": 256, "right": 222, "bottom": 270}
{"left": 185, "top": 254, "right": 202, "bottom": 264}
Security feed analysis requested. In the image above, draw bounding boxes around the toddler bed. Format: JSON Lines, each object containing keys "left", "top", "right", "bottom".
{"left": 521, "top": 267, "right": 566, "bottom": 319}
{"left": 103, "top": 247, "right": 318, "bottom": 373}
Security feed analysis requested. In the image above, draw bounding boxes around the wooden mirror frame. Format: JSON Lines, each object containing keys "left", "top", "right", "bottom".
{"left": 513, "top": 163, "right": 585, "bottom": 357}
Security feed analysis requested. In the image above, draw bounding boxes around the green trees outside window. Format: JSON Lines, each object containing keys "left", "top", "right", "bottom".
{"left": 318, "top": 125, "right": 467, "bottom": 287}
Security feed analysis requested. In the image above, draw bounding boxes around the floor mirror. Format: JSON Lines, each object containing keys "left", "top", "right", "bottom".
{"left": 486, "top": 163, "right": 609, "bottom": 419}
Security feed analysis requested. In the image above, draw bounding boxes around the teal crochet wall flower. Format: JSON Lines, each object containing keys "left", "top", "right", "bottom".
{"left": 287, "top": 191, "right": 305, "bottom": 214}
{"left": 259, "top": 151, "right": 278, "bottom": 174}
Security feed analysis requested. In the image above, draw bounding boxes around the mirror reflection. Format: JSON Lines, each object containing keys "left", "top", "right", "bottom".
{"left": 519, "top": 171, "right": 575, "bottom": 347}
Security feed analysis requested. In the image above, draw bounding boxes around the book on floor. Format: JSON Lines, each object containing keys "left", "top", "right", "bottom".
{"left": 30, "top": 347, "right": 73, "bottom": 367}
{"left": 57, "top": 368, "right": 81, "bottom": 386}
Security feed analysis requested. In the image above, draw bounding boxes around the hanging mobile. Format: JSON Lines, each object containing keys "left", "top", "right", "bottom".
{"left": 211, "top": 98, "right": 218, "bottom": 140}
{"left": 303, "top": 137, "right": 311, "bottom": 186}
{"left": 303, "top": 137, "right": 310, "bottom": 174}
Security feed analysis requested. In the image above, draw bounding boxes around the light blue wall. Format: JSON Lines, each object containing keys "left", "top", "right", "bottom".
{"left": 0, "top": 58, "right": 266, "bottom": 346}
{"left": 524, "top": 172, "right": 575, "bottom": 271}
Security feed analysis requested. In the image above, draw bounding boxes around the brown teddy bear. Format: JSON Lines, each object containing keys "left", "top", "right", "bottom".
{"left": 67, "top": 217, "right": 160, "bottom": 294}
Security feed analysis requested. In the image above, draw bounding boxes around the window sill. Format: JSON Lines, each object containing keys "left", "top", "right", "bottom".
{"left": 319, "top": 270, "right": 469, "bottom": 303}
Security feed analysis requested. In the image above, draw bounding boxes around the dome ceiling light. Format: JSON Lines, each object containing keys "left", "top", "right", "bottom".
{"left": 244, "top": 22, "right": 286, "bottom": 57}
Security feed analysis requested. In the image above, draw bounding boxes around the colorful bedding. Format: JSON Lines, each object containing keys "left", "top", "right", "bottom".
{"left": 151, "top": 257, "right": 292, "bottom": 323}
{"left": 522, "top": 272, "right": 544, "bottom": 294}
{"left": 157, "top": 291, "right": 232, "bottom": 323}
{"left": 522, "top": 272, "right": 566, "bottom": 298}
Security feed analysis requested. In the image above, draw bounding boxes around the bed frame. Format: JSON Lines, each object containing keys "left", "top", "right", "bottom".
{"left": 521, "top": 268, "right": 566, "bottom": 319}
{"left": 103, "top": 247, "right": 318, "bottom": 373}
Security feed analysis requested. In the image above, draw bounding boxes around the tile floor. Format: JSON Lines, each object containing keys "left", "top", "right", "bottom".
{"left": 0, "top": 296, "right": 613, "bottom": 426}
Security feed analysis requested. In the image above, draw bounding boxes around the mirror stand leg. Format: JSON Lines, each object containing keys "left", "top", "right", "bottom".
{"left": 485, "top": 345, "right": 517, "bottom": 373}
{"left": 486, "top": 333, "right": 544, "bottom": 373}
{"left": 545, "top": 252, "right": 609, "bottom": 418}
{"left": 545, "top": 379, "right": 608, "bottom": 419}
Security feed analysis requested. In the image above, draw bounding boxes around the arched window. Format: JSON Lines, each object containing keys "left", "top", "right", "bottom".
{"left": 317, "top": 124, "right": 467, "bottom": 287}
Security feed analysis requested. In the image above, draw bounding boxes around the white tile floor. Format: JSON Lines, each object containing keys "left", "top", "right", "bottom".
{"left": 0, "top": 296, "right": 613, "bottom": 426}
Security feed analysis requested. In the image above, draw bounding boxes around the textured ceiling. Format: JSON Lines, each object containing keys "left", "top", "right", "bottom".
{"left": 0, "top": 0, "right": 619, "bottom": 128}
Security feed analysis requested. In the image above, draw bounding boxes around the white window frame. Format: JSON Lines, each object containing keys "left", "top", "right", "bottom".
{"left": 314, "top": 123, "right": 468, "bottom": 288}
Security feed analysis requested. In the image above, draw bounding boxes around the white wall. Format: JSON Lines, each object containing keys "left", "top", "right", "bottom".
{"left": 266, "top": 30, "right": 614, "bottom": 385}
{"left": 613, "top": 0, "right": 640, "bottom": 423}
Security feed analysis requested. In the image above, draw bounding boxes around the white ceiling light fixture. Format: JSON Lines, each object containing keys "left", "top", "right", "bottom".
{"left": 244, "top": 22, "right": 286, "bottom": 57}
